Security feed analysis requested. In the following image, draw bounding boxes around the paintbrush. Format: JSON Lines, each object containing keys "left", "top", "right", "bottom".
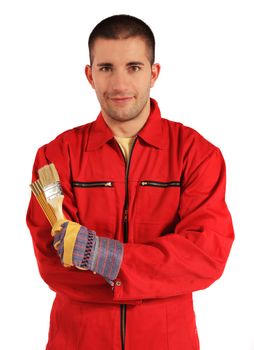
{"left": 30, "top": 179, "right": 57, "bottom": 226}
{"left": 38, "top": 163, "right": 65, "bottom": 222}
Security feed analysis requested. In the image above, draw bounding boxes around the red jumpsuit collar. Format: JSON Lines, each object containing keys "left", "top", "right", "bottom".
{"left": 87, "top": 98, "right": 165, "bottom": 151}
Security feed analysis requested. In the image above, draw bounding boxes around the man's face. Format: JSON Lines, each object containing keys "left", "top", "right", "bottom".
{"left": 85, "top": 37, "right": 160, "bottom": 123}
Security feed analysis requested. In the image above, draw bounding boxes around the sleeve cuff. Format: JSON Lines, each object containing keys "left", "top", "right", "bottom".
{"left": 90, "top": 236, "right": 124, "bottom": 281}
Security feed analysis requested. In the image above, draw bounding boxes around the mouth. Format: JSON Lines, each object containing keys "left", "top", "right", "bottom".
{"left": 109, "top": 96, "right": 134, "bottom": 104}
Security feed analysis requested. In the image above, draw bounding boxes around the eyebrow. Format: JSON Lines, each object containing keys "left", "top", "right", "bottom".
{"left": 127, "top": 62, "right": 145, "bottom": 66}
{"left": 96, "top": 63, "right": 112, "bottom": 67}
{"left": 96, "top": 61, "right": 145, "bottom": 67}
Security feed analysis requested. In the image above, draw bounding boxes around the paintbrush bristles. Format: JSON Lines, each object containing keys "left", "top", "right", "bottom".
{"left": 38, "top": 163, "right": 59, "bottom": 187}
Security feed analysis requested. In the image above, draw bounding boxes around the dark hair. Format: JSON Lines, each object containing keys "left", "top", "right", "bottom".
{"left": 88, "top": 14, "right": 155, "bottom": 65}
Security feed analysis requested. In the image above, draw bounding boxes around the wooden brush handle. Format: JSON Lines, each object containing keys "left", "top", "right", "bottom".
{"left": 30, "top": 181, "right": 57, "bottom": 226}
{"left": 48, "top": 195, "right": 65, "bottom": 221}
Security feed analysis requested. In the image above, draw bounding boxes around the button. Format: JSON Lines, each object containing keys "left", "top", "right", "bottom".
{"left": 115, "top": 281, "right": 121, "bottom": 286}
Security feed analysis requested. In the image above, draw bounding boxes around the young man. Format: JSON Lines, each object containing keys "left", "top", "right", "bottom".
{"left": 27, "top": 15, "right": 234, "bottom": 350}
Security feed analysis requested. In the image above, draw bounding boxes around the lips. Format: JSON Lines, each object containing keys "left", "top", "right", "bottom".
{"left": 111, "top": 97, "right": 132, "bottom": 100}
{"left": 109, "top": 96, "right": 133, "bottom": 103}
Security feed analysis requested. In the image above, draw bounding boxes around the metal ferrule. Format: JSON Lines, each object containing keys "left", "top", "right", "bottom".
{"left": 43, "top": 181, "right": 63, "bottom": 201}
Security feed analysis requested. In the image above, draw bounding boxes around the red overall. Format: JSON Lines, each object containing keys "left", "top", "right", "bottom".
{"left": 27, "top": 99, "right": 234, "bottom": 350}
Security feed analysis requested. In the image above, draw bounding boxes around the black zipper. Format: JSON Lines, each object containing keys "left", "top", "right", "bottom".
{"left": 115, "top": 137, "right": 137, "bottom": 350}
{"left": 72, "top": 181, "right": 114, "bottom": 188}
{"left": 140, "top": 180, "right": 181, "bottom": 187}
{"left": 120, "top": 304, "right": 126, "bottom": 350}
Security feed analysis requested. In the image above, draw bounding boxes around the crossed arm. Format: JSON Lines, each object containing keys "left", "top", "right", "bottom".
{"left": 27, "top": 138, "right": 234, "bottom": 303}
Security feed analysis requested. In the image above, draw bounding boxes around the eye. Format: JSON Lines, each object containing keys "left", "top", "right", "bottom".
{"left": 129, "top": 65, "right": 141, "bottom": 72}
{"left": 99, "top": 66, "right": 112, "bottom": 72}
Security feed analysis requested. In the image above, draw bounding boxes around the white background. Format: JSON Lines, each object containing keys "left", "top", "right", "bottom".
{"left": 0, "top": 0, "right": 253, "bottom": 349}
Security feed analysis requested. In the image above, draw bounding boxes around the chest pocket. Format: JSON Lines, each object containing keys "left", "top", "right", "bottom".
{"left": 72, "top": 181, "right": 116, "bottom": 238}
{"left": 135, "top": 180, "right": 181, "bottom": 225}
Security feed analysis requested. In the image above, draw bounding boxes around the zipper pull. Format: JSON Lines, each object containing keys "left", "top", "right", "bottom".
{"left": 105, "top": 182, "right": 112, "bottom": 187}
{"left": 141, "top": 181, "right": 147, "bottom": 186}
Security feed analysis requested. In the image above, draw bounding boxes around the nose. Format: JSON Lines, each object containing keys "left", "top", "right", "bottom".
{"left": 110, "top": 69, "right": 130, "bottom": 94}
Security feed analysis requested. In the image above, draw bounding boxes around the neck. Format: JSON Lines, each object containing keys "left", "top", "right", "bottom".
{"left": 102, "top": 100, "right": 151, "bottom": 137}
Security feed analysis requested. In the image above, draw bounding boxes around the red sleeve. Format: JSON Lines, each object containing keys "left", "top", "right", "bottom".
{"left": 26, "top": 136, "right": 140, "bottom": 304}
{"left": 113, "top": 148, "right": 234, "bottom": 301}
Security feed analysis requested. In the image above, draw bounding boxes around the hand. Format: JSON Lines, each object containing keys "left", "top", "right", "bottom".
{"left": 51, "top": 219, "right": 124, "bottom": 286}
{"left": 51, "top": 220, "right": 96, "bottom": 270}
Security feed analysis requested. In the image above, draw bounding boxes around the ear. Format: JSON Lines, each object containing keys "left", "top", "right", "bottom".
{"left": 85, "top": 65, "right": 95, "bottom": 89}
{"left": 150, "top": 63, "right": 161, "bottom": 88}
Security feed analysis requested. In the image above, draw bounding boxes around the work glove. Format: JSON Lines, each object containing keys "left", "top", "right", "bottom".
{"left": 52, "top": 220, "right": 96, "bottom": 270}
{"left": 51, "top": 220, "right": 124, "bottom": 285}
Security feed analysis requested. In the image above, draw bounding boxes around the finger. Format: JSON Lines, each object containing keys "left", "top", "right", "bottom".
{"left": 51, "top": 220, "right": 69, "bottom": 236}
